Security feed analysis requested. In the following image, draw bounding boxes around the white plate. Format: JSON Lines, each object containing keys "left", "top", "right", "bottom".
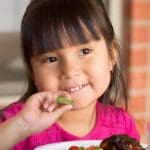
{"left": 34, "top": 140, "right": 148, "bottom": 150}
{"left": 34, "top": 140, "right": 101, "bottom": 150}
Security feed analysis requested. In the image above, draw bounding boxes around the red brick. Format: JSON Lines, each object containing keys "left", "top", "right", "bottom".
{"left": 135, "top": 118, "right": 146, "bottom": 137}
{"left": 130, "top": 49, "right": 149, "bottom": 66}
{"left": 123, "top": 0, "right": 150, "bottom": 143}
{"left": 130, "top": 25, "right": 149, "bottom": 43}
{"left": 128, "top": 95, "right": 146, "bottom": 113}
{"left": 131, "top": 0, "right": 150, "bottom": 19}
{"left": 129, "top": 71, "right": 148, "bottom": 89}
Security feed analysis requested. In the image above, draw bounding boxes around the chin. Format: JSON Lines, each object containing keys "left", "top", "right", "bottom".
{"left": 72, "top": 101, "right": 96, "bottom": 111}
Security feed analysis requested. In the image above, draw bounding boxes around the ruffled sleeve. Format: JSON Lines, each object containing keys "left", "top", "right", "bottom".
{"left": 0, "top": 102, "right": 23, "bottom": 124}
{"left": 97, "top": 102, "right": 140, "bottom": 141}
{"left": 0, "top": 102, "right": 24, "bottom": 121}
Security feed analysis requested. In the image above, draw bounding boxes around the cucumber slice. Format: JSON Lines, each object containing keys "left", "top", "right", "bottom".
{"left": 57, "top": 96, "right": 73, "bottom": 105}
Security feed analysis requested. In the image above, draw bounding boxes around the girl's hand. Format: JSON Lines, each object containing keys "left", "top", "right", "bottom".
{"left": 18, "top": 92, "right": 73, "bottom": 135}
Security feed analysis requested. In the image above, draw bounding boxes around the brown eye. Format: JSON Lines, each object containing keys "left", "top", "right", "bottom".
{"left": 45, "top": 57, "right": 58, "bottom": 63}
{"left": 80, "top": 48, "right": 92, "bottom": 56}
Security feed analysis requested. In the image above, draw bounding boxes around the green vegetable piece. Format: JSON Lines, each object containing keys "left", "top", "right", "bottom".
{"left": 79, "top": 146, "right": 85, "bottom": 150}
{"left": 57, "top": 96, "right": 73, "bottom": 105}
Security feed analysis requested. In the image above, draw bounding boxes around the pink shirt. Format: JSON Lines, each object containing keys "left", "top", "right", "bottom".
{"left": 0, "top": 101, "right": 140, "bottom": 150}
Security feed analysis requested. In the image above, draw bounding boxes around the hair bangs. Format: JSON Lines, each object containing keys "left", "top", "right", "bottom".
{"left": 29, "top": 0, "right": 103, "bottom": 55}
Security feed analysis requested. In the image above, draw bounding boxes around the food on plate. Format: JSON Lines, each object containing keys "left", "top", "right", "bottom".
{"left": 57, "top": 96, "right": 73, "bottom": 105}
{"left": 68, "top": 134, "right": 145, "bottom": 150}
{"left": 68, "top": 145, "right": 100, "bottom": 150}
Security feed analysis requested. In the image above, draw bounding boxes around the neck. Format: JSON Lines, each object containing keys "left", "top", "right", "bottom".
{"left": 57, "top": 101, "right": 97, "bottom": 137}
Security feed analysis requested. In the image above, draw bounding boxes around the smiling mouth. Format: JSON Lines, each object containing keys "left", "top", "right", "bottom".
{"left": 65, "top": 85, "right": 86, "bottom": 93}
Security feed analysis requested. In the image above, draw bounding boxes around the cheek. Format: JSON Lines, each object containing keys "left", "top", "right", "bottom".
{"left": 94, "top": 69, "right": 111, "bottom": 85}
{"left": 87, "top": 58, "right": 111, "bottom": 79}
{"left": 33, "top": 73, "right": 46, "bottom": 91}
{"left": 94, "top": 72, "right": 111, "bottom": 98}
{"left": 89, "top": 63, "right": 111, "bottom": 90}
{"left": 32, "top": 67, "right": 55, "bottom": 91}
{"left": 31, "top": 61, "right": 48, "bottom": 91}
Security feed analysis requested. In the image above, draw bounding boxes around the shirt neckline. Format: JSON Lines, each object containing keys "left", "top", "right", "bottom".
{"left": 54, "top": 101, "right": 102, "bottom": 140}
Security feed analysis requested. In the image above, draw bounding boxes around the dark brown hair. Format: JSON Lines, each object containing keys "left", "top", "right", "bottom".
{"left": 20, "top": 0, "right": 127, "bottom": 108}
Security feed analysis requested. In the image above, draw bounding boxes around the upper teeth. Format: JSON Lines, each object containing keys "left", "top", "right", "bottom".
{"left": 66, "top": 85, "right": 83, "bottom": 92}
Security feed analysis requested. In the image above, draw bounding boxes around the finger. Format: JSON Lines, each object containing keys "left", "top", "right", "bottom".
{"left": 42, "top": 94, "right": 54, "bottom": 109}
{"left": 37, "top": 104, "right": 73, "bottom": 132}
{"left": 46, "top": 103, "right": 58, "bottom": 112}
{"left": 25, "top": 92, "right": 54, "bottom": 111}
{"left": 38, "top": 92, "right": 71, "bottom": 112}
{"left": 26, "top": 91, "right": 72, "bottom": 112}
{"left": 42, "top": 92, "right": 69, "bottom": 110}
{"left": 39, "top": 91, "right": 71, "bottom": 105}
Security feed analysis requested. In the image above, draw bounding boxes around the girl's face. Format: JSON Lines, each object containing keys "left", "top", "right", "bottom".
{"left": 31, "top": 38, "right": 114, "bottom": 109}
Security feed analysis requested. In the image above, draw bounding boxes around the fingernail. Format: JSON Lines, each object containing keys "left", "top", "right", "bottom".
{"left": 47, "top": 106, "right": 55, "bottom": 112}
{"left": 66, "top": 105, "right": 73, "bottom": 110}
{"left": 44, "top": 103, "right": 49, "bottom": 109}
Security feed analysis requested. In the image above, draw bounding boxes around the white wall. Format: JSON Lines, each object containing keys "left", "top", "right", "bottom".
{"left": 0, "top": 0, "right": 123, "bottom": 35}
{"left": 0, "top": 0, "right": 30, "bottom": 32}
{"left": 109, "top": 0, "right": 123, "bottom": 42}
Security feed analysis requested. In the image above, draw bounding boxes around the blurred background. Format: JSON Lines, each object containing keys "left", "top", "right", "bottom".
{"left": 0, "top": 0, "right": 150, "bottom": 143}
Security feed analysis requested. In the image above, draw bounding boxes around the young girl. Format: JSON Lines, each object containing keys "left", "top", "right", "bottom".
{"left": 0, "top": 0, "right": 140, "bottom": 149}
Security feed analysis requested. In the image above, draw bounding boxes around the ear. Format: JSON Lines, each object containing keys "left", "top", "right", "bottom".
{"left": 109, "top": 40, "right": 118, "bottom": 71}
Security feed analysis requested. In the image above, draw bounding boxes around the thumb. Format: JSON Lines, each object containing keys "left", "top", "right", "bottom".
{"left": 36, "top": 104, "right": 73, "bottom": 132}
{"left": 42, "top": 104, "right": 73, "bottom": 126}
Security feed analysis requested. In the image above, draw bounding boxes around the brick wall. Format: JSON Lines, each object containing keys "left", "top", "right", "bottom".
{"left": 123, "top": 0, "right": 150, "bottom": 143}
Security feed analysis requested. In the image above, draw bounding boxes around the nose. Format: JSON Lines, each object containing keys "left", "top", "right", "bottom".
{"left": 60, "top": 58, "right": 81, "bottom": 79}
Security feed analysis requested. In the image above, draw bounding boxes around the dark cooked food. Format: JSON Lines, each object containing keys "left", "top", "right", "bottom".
{"left": 99, "top": 134, "right": 145, "bottom": 150}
